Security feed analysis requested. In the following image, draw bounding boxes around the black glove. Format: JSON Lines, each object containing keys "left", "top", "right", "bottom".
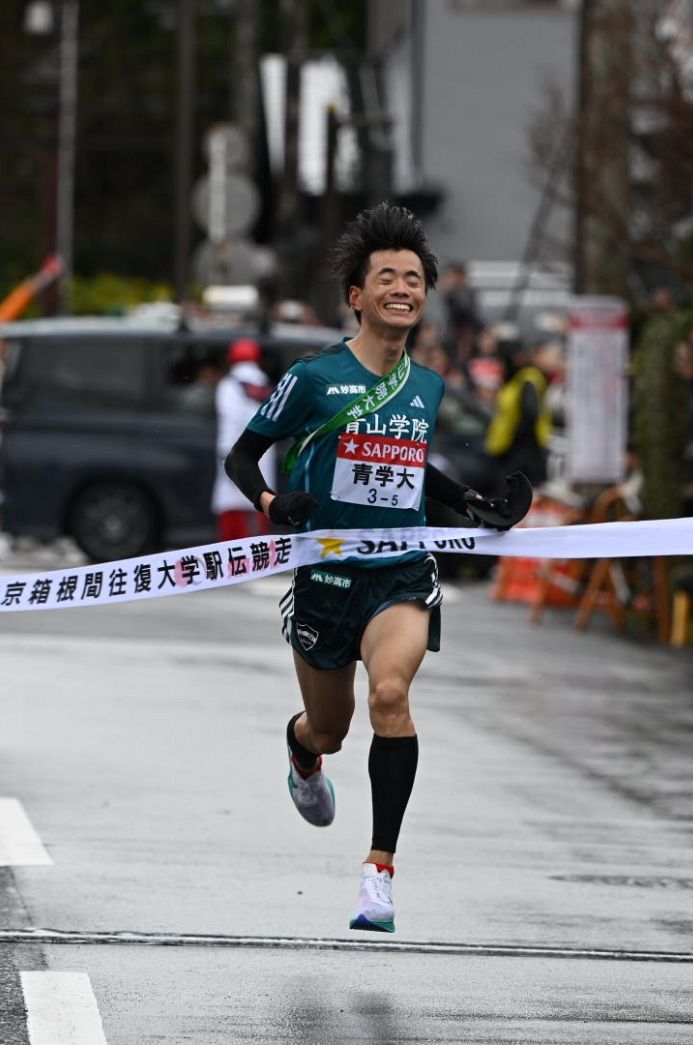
{"left": 461, "top": 472, "right": 533, "bottom": 531}
{"left": 268, "top": 491, "right": 320, "bottom": 527}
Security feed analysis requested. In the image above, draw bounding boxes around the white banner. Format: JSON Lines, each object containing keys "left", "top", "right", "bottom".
{"left": 0, "top": 517, "right": 691, "bottom": 613}
{"left": 566, "top": 297, "right": 629, "bottom": 483}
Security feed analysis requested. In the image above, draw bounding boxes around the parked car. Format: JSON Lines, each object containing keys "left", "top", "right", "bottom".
{"left": 0, "top": 317, "right": 343, "bottom": 562}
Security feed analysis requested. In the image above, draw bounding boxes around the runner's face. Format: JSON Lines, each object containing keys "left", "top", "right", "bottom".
{"left": 349, "top": 249, "right": 426, "bottom": 333}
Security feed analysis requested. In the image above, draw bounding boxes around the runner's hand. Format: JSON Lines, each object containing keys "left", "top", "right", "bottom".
{"left": 268, "top": 491, "right": 320, "bottom": 527}
{"left": 461, "top": 490, "right": 514, "bottom": 531}
{"left": 458, "top": 472, "right": 533, "bottom": 531}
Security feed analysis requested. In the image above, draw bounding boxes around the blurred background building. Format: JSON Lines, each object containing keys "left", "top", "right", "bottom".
{"left": 2, "top": 0, "right": 693, "bottom": 319}
{"left": 368, "top": 0, "right": 577, "bottom": 267}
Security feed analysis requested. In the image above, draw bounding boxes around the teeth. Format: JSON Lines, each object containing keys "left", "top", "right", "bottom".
{"left": 385, "top": 304, "right": 410, "bottom": 311}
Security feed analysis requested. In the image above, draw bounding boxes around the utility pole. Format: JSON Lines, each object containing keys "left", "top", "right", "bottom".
{"left": 233, "top": 0, "right": 259, "bottom": 161}
{"left": 315, "top": 105, "right": 341, "bottom": 324}
{"left": 56, "top": 0, "right": 79, "bottom": 314}
{"left": 574, "top": 0, "right": 593, "bottom": 294}
{"left": 574, "top": 0, "right": 633, "bottom": 296}
{"left": 174, "top": 0, "right": 195, "bottom": 304}
{"left": 276, "top": 0, "right": 308, "bottom": 298}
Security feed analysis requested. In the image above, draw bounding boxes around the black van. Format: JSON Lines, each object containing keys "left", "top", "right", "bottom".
{"left": 0, "top": 317, "right": 341, "bottom": 561}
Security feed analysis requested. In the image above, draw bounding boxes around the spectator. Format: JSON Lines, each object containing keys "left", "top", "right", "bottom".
{"left": 411, "top": 330, "right": 497, "bottom": 495}
{"left": 211, "top": 339, "right": 276, "bottom": 540}
{"left": 484, "top": 338, "right": 557, "bottom": 489}
{"left": 176, "top": 354, "right": 223, "bottom": 413}
{"left": 410, "top": 326, "right": 498, "bottom": 579}
{"left": 469, "top": 324, "right": 504, "bottom": 410}
{"left": 651, "top": 286, "right": 677, "bottom": 313}
{"left": 439, "top": 261, "right": 483, "bottom": 366}
{"left": 410, "top": 319, "right": 442, "bottom": 355}
{"left": 674, "top": 332, "right": 693, "bottom": 514}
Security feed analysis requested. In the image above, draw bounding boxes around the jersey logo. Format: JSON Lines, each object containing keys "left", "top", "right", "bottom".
{"left": 259, "top": 372, "right": 297, "bottom": 421}
{"left": 409, "top": 394, "right": 425, "bottom": 408}
{"left": 327, "top": 384, "right": 367, "bottom": 395}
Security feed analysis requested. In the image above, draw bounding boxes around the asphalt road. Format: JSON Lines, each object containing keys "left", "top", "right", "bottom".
{"left": 0, "top": 538, "right": 691, "bottom": 1043}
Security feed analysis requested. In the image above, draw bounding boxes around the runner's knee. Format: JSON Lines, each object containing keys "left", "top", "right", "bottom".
{"left": 368, "top": 677, "right": 409, "bottom": 723}
{"left": 304, "top": 708, "right": 353, "bottom": 754}
{"left": 309, "top": 726, "right": 349, "bottom": 755}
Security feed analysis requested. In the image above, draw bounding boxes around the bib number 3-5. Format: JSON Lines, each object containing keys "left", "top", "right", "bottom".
{"left": 330, "top": 433, "right": 425, "bottom": 510}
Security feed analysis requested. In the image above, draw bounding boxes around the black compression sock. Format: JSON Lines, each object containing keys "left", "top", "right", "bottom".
{"left": 368, "top": 733, "right": 419, "bottom": 854}
{"left": 287, "top": 712, "right": 319, "bottom": 769}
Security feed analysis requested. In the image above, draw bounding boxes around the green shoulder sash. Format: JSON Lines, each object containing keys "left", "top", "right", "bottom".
{"left": 283, "top": 351, "right": 410, "bottom": 473}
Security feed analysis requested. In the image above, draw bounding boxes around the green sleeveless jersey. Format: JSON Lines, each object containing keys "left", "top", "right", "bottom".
{"left": 248, "top": 338, "right": 445, "bottom": 564}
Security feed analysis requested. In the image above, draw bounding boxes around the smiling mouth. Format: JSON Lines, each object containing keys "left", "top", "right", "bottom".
{"left": 384, "top": 303, "right": 413, "bottom": 313}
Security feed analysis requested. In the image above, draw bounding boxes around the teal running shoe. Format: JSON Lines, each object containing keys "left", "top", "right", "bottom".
{"left": 287, "top": 753, "right": 335, "bottom": 827}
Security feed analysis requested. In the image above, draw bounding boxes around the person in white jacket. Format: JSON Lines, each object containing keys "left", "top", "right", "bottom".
{"left": 211, "top": 338, "right": 276, "bottom": 539}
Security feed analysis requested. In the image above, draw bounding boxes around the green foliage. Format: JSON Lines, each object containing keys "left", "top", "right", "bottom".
{"left": 632, "top": 312, "right": 692, "bottom": 518}
{"left": 71, "top": 273, "right": 172, "bottom": 315}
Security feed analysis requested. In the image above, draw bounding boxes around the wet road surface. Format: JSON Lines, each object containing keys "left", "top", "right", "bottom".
{"left": 0, "top": 539, "right": 691, "bottom": 1041}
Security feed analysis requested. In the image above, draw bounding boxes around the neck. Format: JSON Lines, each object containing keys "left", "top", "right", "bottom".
{"left": 347, "top": 330, "right": 407, "bottom": 376}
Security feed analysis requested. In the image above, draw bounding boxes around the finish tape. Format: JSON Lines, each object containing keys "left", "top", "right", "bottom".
{"left": 0, "top": 517, "right": 691, "bottom": 613}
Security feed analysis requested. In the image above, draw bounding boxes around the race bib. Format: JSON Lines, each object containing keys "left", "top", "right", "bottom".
{"left": 330, "top": 433, "right": 426, "bottom": 510}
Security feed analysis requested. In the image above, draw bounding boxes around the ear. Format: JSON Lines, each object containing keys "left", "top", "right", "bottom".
{"left": 348, "top": 285, "right": 362, "bottom": 311}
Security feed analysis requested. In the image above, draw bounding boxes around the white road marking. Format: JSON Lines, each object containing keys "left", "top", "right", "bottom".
{"left": 7, "top": 929, "right": 693, "bottom": 963}
{"left": 21, "top": 972, "right": 108, "bottom": 1044}
{"left": 0, "top": 798, "right": 52, "bottom": 865}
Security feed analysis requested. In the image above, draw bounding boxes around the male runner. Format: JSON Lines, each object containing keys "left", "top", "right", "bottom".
{"left": 226, "top": 203, "right": 530, "bottom": 932}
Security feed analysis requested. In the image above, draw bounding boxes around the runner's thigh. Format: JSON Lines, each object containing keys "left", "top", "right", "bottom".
{"left": 360, "top": 601, "right": 430, "bottom": 689}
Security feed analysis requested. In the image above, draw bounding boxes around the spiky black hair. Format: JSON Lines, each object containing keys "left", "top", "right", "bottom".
{"left": 329, "top": 201, "right": 438, "bottom": 306}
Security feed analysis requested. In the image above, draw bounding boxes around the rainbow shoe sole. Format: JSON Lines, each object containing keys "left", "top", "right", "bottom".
{"left": 349, "top": 913, "right": 395, "bottom": 933}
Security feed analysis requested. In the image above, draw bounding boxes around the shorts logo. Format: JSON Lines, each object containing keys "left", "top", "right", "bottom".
{"left": 310, "top": 569, "right": 352, "bottom": 590}
{"left": 296, "top": 622, "right": 319, "bottom": 651}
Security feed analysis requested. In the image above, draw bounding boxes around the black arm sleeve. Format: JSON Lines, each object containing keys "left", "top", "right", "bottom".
{"left": 424, "top": 461, "right": 470, "bottom": 512}
{"left": 224, "top": 429, "right": 277, "bottom": 511}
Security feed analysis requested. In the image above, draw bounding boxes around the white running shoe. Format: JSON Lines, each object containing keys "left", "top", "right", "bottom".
{"left": 287, "top": 753, "right": 335, "bottom": 827}
{"left": 349, "top": 862, "right": 395, "bottom": 933}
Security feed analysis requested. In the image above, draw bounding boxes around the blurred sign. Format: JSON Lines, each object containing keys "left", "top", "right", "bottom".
{"left": 192, "top": 123, "right": 259, "bottom": 243}
{"left": 566, "top": 296, "right": 629, "bottom": 484}
{"left": 192, "top": 174, "right": 259, "bottom": 242}
{"left": 204, "top": 123, "right": 248, "bottom": 169}
{"left": 191, "top": 238, "right": 275, "bottom": 288}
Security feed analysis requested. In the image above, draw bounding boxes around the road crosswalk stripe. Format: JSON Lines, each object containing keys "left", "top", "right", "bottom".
{"left": 0, "top": 798, "right": 52, "bottom": 865}
{"left": 20, "top": 972, "right": 108, "bottom": 1044}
